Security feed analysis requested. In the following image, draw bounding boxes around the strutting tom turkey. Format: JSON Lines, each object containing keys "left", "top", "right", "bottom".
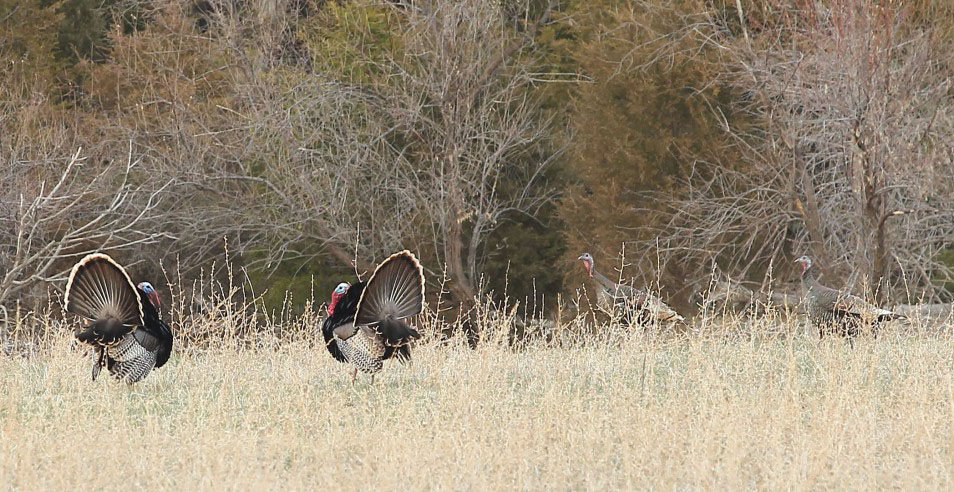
{"left": 578, "top": 253, "right": 684, "bottom": 327}
{"left": 322, "top": 250, "right": 425, "bottom": 383}
{"left": 64, "top": 253, "right": 174, "bottom": 384}
{"left": 795, "top": 255, "right": 903, "bottom": 342}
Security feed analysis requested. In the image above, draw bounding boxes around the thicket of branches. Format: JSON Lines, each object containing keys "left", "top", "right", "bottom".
{"left": 639, "top": 0, "right": 954, "bottom": 303}
{"left": 3, "top": 0, "right": 954, "bottom": 325}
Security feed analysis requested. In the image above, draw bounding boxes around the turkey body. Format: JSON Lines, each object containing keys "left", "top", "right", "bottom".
{"left": 796, "top": 255, "right": 902, "bottom": 340}
{"left": 578, "top": 253, "right": 684, "bottom": 327}
{"left": 322, "top": 281, "right": 404, "bottom": 374}
{"left": 65, "top": 253, "right": 174, "bottom": 384}
{"left": 91, "top": 287, "right": 173, "bottom": 383}
{"left": 322, "top": 251, "right": 424, "bottom": 381}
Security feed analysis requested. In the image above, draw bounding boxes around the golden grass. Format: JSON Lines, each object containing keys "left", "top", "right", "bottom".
{"left": 1, "top": 318, "right": 953, "bottom": 490}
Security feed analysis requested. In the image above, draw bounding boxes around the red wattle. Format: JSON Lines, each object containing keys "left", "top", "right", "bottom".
{"left": 327, "top": 292, "right": 342, "bottom": 315}
{"left": 149, "top": 291, "right": 162, "bottom": 310}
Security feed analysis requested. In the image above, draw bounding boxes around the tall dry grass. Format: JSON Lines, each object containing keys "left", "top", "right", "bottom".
{"left": 1, "top": 304, "right": 953, "bottom": 490}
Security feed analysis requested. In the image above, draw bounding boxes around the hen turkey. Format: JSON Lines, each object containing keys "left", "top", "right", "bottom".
{"left": 795, "top": 255, "right": 903, "bottom": 341}
{"left": 578, "top": 252, "right": 684, "bottom": 327}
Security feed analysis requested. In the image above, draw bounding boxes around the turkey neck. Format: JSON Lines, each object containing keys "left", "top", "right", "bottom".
{"left": 590, "top": 265, "right": 619, "bottom": 291}
{"left": 801, "top": 264, "right": 821, "bottom": 287}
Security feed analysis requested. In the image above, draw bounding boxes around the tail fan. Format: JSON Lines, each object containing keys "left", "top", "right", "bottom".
{"left": 376, "top": 317, "right": 421, "bottom": 349}
{"left": 65, "top": 254, "right": 143, "bottom": 343}
{"left": 355, "top": 250, "right": 424, "bottom": 325}
{"left": 355, "top": 250, "right": 425, "bottom": 345}
{"left": 382, "top": 344, "right": 412, "bottom": 363}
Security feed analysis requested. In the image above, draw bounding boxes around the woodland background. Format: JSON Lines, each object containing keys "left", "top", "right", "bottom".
{"left": 3, "top": 0, "right": 954, "bottom": 322}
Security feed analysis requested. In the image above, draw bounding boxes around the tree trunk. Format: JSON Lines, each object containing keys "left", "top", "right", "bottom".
{"left": 796, "top": 156, "right": 835, "bottom": 280}
{"left": 854, "top": 123, "right": 888, "bottom": 303}
{"left": 444, "top": 214, "right": 477, "bottom": 303}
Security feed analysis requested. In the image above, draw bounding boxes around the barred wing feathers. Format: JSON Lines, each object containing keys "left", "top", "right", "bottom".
{"left": 603, "top": 284, "right": 684, "bottom": 324}
{"left": 638, "top": 291, "right": 685, "bottom": 323}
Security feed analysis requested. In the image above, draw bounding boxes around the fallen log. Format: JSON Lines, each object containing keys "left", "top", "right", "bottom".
{"left": 891, "top": 303, "right": 954, "bottom": 324}
{"left": 702, "top": 278, "right": 802, "bottom": 311}
{"left": 704, "top": 276, "right": 954, "bottom": 326}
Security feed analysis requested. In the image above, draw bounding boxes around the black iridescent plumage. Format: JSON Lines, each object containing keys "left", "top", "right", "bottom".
{"left": 64, "top": 253, "right": 174, "bottom": 384}
{"left": 322, "top": 281, "right": 364, "bottom": 363}
{"left": 138, "top": 284, "right": 174, "bottom": 369}
{"left": 321, "top": 251, "right": 424, "bottom": 378}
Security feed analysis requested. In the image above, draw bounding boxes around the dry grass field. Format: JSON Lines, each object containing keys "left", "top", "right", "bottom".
{"left": 1, "top": 313, "right": 953, "bottom": 490}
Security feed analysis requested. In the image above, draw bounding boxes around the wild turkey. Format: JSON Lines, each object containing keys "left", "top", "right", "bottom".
{"left": 795, "top": 255, "right": 903, "bottom": 340}
{"left": 577, "top": 253, "right": 684, "bottom": 326}
{"left": 64, "top": 253, "right": 174, "bottom": 384}
{"left": 322, "top": 250, "right": 425, "bottom": 383}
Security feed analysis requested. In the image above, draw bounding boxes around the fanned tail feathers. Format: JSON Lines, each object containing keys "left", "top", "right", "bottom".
{"left": 355, "top": 250, "right": 425, "bottom": 324}
{"left": 65, "top": 253, "right": 143, "bottom": 343}
{"left": 355, "top": 250, "right": 425, "bottom": 346}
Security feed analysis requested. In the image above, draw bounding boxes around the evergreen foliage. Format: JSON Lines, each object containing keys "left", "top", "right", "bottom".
{"left": 4, "top": 0, "right": 954, "bottom": 313}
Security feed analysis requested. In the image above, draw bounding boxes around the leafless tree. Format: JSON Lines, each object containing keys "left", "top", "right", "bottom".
{"left": 157, "top": 0, "right": 562, "bottom": 307}
{"left": 0, "top": 123, "right": 172, "bottom": 316}
{"left": 378, "top": 0, "right": 560, "bottom": 303}
{"left": 635, "top": 0, "right": 954, "bottom": 303}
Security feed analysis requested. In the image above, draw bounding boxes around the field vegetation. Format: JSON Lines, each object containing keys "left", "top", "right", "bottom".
{"left": 4, "top": 1, "right": 954, "bottom": 487}
{"left": 1, "top": 287, "right": 952, "bottom": 489}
